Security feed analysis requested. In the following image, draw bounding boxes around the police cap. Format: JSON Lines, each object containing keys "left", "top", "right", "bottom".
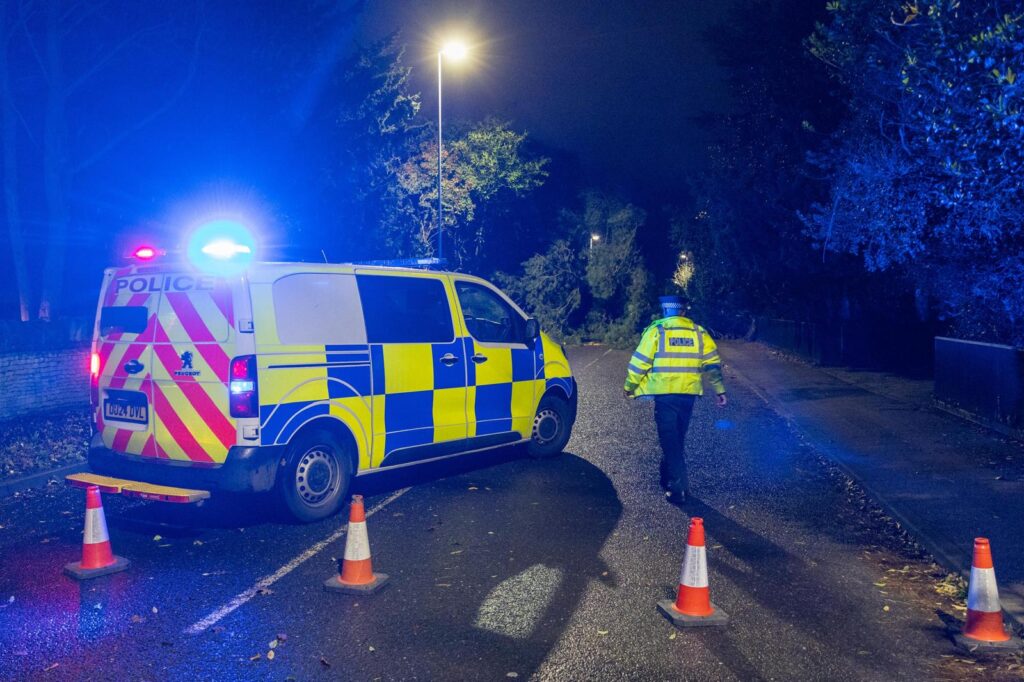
{"left": 659, "top": 295, "right": 688, "bottom": 309}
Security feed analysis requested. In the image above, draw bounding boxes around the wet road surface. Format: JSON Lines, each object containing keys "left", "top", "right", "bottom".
{"left": 0, "top": 346, "right": 973, "bottom": 680}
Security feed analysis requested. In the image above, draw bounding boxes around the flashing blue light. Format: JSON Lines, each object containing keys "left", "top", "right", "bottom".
{"left": 186, "top": 220, "right": 256, "bottom": 275}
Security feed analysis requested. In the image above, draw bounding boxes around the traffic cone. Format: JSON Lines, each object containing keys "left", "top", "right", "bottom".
{"left": 953, "top": 538, "right": 1021, "bottom": 651}
{"left": 64, "top": 485, "right": 129, "bottom": 580}
{"left": 324, "top": 495, "right": 389, "bottom": 594}
{"left": 658, "top": 517, "right": 728, "bottom": 627}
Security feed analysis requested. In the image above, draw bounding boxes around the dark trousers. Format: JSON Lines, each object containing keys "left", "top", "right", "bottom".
{"left": 653, "top": 394, "right": 697, "bottom": 494}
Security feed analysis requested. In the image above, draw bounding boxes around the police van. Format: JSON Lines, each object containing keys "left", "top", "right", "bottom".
{"left": 86, "top": 250, "right": 577, "bottom": 521}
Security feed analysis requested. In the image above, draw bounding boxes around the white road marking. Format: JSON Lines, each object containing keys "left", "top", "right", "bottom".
{"left": 577, "top": 347, "right": 614, "bottom": 374}
{"left": 184, "top": 488, "right": 409, "bottom": 635}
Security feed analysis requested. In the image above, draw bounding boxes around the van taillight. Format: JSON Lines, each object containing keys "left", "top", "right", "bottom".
{"left": 90, "top": 352, "right": 100, "bottom": 406}
{"left": 229, "top": 355, "right": 258, "bottom": 418}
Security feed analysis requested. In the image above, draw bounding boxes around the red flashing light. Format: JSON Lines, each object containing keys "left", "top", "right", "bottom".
{"left": 133, "top": 246, "right": 158, "bottom": 261}
{"left": 229, "top": 355, "right": 258, "bottom": 418}
{"left": 90, "top": 352, "right": 100, "bottom": 406}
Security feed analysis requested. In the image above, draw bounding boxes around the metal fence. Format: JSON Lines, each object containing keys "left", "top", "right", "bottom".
{"left": 934, "top": 337, "right": 1024, "bottom": 434}
{"left": 749, "top": 318, "right": 936, "bottom": 376}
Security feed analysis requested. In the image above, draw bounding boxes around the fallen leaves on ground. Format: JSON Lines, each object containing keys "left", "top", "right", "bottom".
{"left": 0, "top": 408, "right": 91, "bottom": 480}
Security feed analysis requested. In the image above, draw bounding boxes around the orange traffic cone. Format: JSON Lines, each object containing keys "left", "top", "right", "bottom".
{"left": 64, "top": 485, "right": 129, "bottom": 580}
{"left": 658, "top": 517, "right": 728, "bottom": 627}
{"left": 954, "top": 538, "right": 1021, "bottom": 651}
{"left": 324, "top": 495, "right": 389, "bottom": 594}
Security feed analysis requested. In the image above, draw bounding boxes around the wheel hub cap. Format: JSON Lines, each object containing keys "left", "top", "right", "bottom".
{"left": 296, "top": 447, "right": 337, "bottom": 505}
{"left": 533, "top": 409, "right": 561, "bottom": 445}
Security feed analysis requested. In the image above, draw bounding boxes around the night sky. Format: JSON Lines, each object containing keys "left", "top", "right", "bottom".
{"left": 356, "top": 0, "right": 731, "bottom": 195}
{"left": 1, "top": 0, "right": 734, "bottom": 316}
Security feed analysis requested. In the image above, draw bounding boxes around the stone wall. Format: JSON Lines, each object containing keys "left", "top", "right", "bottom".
{"left": 0, "top": 318, "right": 92, "bottom": 420}
{"left": 0, "top": 348, "right": 91, "bottom": 420}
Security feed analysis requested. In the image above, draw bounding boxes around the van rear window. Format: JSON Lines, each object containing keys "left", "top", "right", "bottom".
{"left": 100, "top": 306, "right": 148, "bottom": 335}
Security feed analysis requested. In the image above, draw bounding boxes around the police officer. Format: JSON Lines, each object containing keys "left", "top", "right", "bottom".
{"left": 623, "top": 295, "right": 727, "bottom": 505}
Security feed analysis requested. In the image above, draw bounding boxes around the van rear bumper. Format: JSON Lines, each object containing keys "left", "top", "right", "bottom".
{"left": 87, "top": 434, "right": 283, "bottom": 494}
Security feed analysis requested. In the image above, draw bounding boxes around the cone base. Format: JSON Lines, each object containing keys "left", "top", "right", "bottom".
{"left": 953, "top": 631, "right": 1023, "bottom": 653}
{"left": 658, "top": 599, "right": 729, "bottom": 628}
{"left": 64, "top": 555, "right": 130, "bottom": 580}
{"left": 323, "top": 572, "right": 389, "bottom": 594}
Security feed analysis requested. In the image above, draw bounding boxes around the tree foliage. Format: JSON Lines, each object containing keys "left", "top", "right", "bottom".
{"left": 496, "top": 240, "right": 582, "bottom": 340}
{"left": 805, "top": 1, "right": 1024, "bottom": 342}
{"left": 390, "top": 118, "right": 549, "bottom": 267}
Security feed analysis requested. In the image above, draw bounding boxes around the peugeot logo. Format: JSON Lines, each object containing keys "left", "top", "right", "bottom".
{"left": 124, "top": 359, "right": 144, "bottom": 375}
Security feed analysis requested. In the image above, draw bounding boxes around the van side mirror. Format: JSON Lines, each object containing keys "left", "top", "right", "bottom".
{"left": 525, "top": 318, "right": 540, "bottom": 345}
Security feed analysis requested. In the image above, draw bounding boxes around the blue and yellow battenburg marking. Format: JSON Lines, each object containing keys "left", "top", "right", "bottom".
{"left": 257, "top": 336, "right": 572, "bottom": 471}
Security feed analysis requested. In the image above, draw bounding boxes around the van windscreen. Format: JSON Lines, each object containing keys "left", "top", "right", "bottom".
{"left": 100, "top": 306, "right": 148, "bottom": 336}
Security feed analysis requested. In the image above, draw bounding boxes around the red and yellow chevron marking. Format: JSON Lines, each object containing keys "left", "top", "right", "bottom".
{"left": 148, "top": 284, "right": 235, "bottom": 464}
{"left": 97, "top": 286, "right": 158, "bottom": 457}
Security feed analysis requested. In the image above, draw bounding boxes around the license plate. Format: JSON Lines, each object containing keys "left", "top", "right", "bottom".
{"left": 104, "top": 390, "right": 149, "bottom": 425}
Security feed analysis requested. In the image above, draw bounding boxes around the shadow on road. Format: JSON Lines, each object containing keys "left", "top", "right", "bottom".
{"left": 106, "top": 445, "right": 533, "bottom": 533}
{"left": 682, "top": 496, "right": 914, "bottom": 679}
{"left": 162, "top": 451, "right": 624, "bottom": 680}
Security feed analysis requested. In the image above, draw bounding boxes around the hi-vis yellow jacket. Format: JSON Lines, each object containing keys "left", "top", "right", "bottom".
{"left": 623, "top": 316, "right": 726, "bottom": 397}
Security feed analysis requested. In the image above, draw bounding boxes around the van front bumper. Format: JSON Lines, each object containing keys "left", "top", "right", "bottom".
{"left": 87, "top": 434, "right": 284, "bottom": 494}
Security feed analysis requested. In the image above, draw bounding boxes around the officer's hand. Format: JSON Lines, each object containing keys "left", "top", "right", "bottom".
{"left": 623, "top": 389, "right": 633, "bottom": 400}
{"left": 715, "top": 393, "right": 728, "bottom": 407}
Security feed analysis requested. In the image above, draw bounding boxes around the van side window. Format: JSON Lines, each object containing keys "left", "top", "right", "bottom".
{"left": 272, "top": 274, "right": 367, "bottom": 345}
{"left": 357, "top": 275, "right": 454, "bottom": 344}
{"left": 455, "top": 281, "right": 527, "bottom": 345}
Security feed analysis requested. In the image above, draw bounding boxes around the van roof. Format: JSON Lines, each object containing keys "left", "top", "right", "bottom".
{"left": 104, "top": 260, "right": 488, "bottom": 281}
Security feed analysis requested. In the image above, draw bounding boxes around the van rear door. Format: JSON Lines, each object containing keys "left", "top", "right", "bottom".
{"left": 96, "top": 268, "right": 160, "bottom": 456}
{"left": 150, "top": 273, "right": 237, "bottom": 464}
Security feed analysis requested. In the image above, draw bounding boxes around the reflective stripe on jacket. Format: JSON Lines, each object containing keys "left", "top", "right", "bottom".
{"left": 623, "top": 316, "right": 726, "bottom": 396}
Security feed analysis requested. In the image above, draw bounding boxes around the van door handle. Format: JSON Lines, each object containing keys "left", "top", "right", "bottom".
{"left": 471, "top": 354, "right": 488, "bottom": 364}
{"left": 439, "top": 353, "right": 460, "bottom": 366}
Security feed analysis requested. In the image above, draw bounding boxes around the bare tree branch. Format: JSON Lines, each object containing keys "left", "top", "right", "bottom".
{"left": 72, "top": 7, "right": 204, "bottom": 174}
{"left": 66, "top": 22, "right": 168, "bottom": 96}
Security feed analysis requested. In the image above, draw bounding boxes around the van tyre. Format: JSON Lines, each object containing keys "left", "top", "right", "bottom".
{"left": 528, "top": 394, "right": 572, "bottom": 459}
{"left": 277, "top": 429, "right": 352, "bottom": 523}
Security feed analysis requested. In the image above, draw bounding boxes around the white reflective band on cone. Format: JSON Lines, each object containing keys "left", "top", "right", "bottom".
{"left": 84, "top": 507, "right": 110, "bottom": 545}
{"left": 344, "top": 521, "right": 371, "bottom": 561}
{"left": 967, "top": 566, "right": 1002, "bottom": 613}
{"left": 680, "top": 546, "right": 708, "bottom": 588}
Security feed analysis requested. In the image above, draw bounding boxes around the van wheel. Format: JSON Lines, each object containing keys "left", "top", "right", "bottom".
{"left": 277, "top": 429, "right": 352, "bottom": 523}
{"left": 527, "top": 394, "right": 572, "bottom": 459}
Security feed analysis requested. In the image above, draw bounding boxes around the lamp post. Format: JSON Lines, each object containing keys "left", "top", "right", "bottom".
{"left": 437, "top": 40, "right": 468, "bottom": 261}
{"left": 589, "top": 234, "right": 601, "bottom": 251}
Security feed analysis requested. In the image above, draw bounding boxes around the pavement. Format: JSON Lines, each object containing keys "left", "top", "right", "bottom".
{"left": 723, "top": 340, "right": 1024, "bottom": 623}
{"left": 0, "top": 345, "right": 1007, "bottom": 680}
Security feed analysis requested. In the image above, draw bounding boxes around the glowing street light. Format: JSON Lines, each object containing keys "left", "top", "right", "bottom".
{"left": 437, "top": 39, "right": 470, "bottom": 260}
{"left": 590, "top": 234, "right": 601, "bottom": 251}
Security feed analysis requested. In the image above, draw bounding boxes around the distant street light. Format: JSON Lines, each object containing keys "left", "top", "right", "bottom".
{"left": 437, "top": 39, "right": 469, "bottom": 261}
{"left": 590, "top": 234, "right": 601, "bottom": 251}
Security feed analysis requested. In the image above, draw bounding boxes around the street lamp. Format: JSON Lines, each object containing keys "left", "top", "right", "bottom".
{"left": 437, "top": 39, "right": 469, "bottom": 261}
{"left": 590, "top": 234, "right": 601, "bottom": 251}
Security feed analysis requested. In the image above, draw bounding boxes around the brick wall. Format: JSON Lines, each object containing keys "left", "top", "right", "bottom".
{"left": 0, "top": 348, "right": 91, "bottom": 420}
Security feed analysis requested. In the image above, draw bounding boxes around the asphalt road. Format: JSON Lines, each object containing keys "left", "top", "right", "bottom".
{"left": 0, "top": 346, "right": 973, "bottom": 680}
